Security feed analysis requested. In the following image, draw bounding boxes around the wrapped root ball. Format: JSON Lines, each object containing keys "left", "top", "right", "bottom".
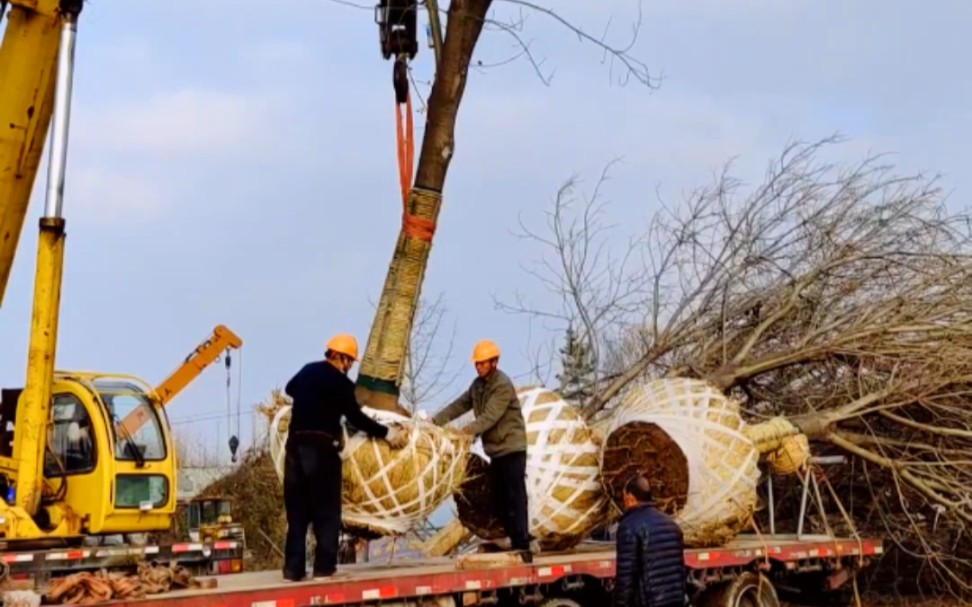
{"left": 269, "top": 405, "right": 290, "bottom": 482}
{"left": 600, "top": 378, "right": 760, "bottom": 547}
{"left": 268, "top": 405, "right": 470, "bottom": 537}
{"left": 455, "top": 386, "right": 609, "bottom": 550}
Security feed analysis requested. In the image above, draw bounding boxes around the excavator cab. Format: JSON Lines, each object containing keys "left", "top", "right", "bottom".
{"left": 0, "top": 373, "right": 177, "bottom": 540}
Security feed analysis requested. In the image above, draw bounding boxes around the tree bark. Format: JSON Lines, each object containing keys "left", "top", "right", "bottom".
{"left": 356, "top": 0, "right": 493, "bottom": 413}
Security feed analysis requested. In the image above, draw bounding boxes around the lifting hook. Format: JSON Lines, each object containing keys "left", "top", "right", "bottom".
{"left": 393, "top": 56, "right": 409, "bottom": 105}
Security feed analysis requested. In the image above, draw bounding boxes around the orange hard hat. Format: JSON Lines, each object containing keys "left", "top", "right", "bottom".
{"left": 471, "top": 339, "right": 501, "bottom": 363}
{"left": 326, "top": 333, "right": 359, "bottom": 361}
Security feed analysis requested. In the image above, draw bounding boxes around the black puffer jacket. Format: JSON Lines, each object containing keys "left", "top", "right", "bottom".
{"left": 613, "top": 504, "right": 687, "bottom": 607}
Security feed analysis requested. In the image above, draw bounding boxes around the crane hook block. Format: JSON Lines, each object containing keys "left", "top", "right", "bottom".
{"left": 393, "top": 58, "right": 409, "bottom": 105}
{"left": 376, "top": 0, "right": 419, "bottom": 60}
{"left": 229, "top": 435, "right": 240, "bottom": 463}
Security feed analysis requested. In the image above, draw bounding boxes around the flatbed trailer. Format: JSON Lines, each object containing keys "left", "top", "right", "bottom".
{"left": 0, "top": 538, "right": 244, "bottom": 589}
{"left": 61, "top": 534, "right": 880, "bottom": 607}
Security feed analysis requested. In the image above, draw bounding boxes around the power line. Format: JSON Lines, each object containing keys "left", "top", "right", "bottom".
{"left": 169, "top": 409, "right": 257, "bottom": 426}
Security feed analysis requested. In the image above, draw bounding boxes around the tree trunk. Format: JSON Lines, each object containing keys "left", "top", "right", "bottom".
{"left": 356, "top": 0, "right": 492, "bottom": 413}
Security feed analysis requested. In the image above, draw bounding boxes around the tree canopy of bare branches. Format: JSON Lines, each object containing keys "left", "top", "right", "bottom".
{"left": 505, "top": 135, "right": 972, "bottom": 595}
{"left": 400, "top": 294, "right": 463, "bottom": 412}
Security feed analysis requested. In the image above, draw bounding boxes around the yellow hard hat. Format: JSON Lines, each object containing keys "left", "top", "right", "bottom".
{"left": 472, "top": 339, "right": 500, "bottom": 363}
{"left": 326, "top": 333, "right": 359, "bottom": 361}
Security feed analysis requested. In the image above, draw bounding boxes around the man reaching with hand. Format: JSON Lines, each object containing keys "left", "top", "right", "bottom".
{"left": 432, "top": 339, "right": 532, "bottom": 563}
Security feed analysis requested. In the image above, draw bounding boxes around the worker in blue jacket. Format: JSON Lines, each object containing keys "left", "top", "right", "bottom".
{"left": 282, "top": 333, "right": 407, "bottom": 582}
{"left": 613, "top": 474, "right": 687, "bottom": 607}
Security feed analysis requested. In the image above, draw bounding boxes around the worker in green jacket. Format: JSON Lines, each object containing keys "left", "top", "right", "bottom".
{"left": 432, "top": 339, "right": 532, "bottom": 562}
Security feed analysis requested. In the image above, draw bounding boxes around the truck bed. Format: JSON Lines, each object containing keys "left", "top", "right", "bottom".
{"left": 99, "top": 534, "right": 882, "bottom": 607}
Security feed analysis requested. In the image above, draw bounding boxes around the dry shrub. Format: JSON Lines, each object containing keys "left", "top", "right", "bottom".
{"left": 197, "top": 447, "right": 285, "bottom": 571}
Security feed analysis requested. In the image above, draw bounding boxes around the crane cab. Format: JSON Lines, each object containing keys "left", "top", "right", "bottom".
{"left": 0, "top": 372, "right": 176, "bottom": 541}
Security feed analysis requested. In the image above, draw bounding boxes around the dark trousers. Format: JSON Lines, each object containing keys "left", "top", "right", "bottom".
{"left": 283, "top": 436, "right": 342, "bottom": 579}
{"left": 489, "top": 450, "right": 531, "bottom": 550}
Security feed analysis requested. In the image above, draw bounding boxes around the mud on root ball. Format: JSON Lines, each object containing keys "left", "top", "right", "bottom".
{"left": 599, "top": 420, "right": 690, "bottom": 515}
{"left": 454, "top": 452, "right": 505, "bottom": 541}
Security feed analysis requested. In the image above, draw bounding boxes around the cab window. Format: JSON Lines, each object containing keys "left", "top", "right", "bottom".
{"left": 45, "top": 393, "right": 96, "bottom": 476}
{"left": 94, "top": 381, "right": 167, "bottom": 462}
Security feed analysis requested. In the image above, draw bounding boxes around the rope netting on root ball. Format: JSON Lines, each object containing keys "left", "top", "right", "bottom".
{"left": 269, "top": 404, "right": 470, "bottom": 537}
{"left": 599, "top": 378, "right": 761, "bottom": 547}
{"left": 455, "top": 386, "right": 609, "bottom": 551}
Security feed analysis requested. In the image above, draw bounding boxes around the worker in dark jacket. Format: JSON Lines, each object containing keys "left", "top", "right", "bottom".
{"left": 614, "top": 475, "right": 687, "bottom": 607}
{"left": 432, "top": 339, "right": 532, "bottom": 561}
{"left": 282, "top": 333, "right": 407, "bottom": 582}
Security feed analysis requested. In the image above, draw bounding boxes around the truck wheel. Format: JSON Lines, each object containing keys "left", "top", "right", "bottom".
{"left": 696, "top": 572, "right": 780, "bottom": 607}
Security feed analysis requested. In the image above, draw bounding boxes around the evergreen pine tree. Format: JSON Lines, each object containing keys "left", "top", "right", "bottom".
{"left": 556, "top": 324, "right": 597, "bottom": 403}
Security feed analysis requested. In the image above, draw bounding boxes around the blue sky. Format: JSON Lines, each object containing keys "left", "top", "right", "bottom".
{"left": 1, "top": 0, "right": 969, "bottom": 463}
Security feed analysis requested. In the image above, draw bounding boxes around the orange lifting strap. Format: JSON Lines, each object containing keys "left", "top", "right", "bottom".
{"left": 395, "top": 92, "right": 414, "bottom": 207}
{"left": 393, "top": 55, "right": 435, "bottom": 242}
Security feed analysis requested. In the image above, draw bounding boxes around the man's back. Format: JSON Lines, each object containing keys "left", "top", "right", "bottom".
{"left": 287, "top": 361, "right": 346, "bottom": 436}
{"left": 286, "top": 360, "right": 389, "bottom": 441}
{"left": 614, "top": 505, "right": 686, "bottom": 607}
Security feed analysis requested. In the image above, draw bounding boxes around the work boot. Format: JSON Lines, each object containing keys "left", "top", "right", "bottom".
{"left": 493, "top": 537, "right": 512, "bottom": 550}
{"left": 519, "top": 549, "right": 533, "bottom": 564}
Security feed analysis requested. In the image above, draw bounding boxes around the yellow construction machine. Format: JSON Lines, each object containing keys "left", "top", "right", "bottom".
{"left": 0, "top": 323, "right": 242, "bottom": 546}
{"left": 0, "top": 1, "right": 243, "bottom": 547}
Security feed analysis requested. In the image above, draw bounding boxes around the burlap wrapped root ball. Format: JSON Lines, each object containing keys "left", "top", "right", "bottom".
{"left": 454, "top": 386, "right": 609, "bottom": 551}
{"left": 742, "top": 416, "right": 812, "bottom": 476}
{"left": 599, "top": 378, "right": 760, "bottom": 547}
{"left": 269, "top": 405, "right": 470, "bottom": 537}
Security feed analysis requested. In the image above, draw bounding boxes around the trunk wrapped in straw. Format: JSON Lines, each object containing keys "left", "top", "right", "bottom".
{"left": 269, "top": 405, "right": 469, "bottom": 536}
{"left": 599, "top": 378, "right": 761, "bottom": 547}
{"left": 454, "top": 386, "right": 609, "bottom": 551}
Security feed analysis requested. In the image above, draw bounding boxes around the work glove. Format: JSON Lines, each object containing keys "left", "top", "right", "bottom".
{"left": 384, "top": 424, "right": 409, "bottom": 449}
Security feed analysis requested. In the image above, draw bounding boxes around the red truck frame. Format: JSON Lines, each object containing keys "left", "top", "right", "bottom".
{"left": 0, "top": 538, "right": 244, "bottom": 587}
{"left": 85, "top": 534, "right": 880, "bottom": 607}
{"left": 9, "top": 456, "right": 877, "bottom": 606}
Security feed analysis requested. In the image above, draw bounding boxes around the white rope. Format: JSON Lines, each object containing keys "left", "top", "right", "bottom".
{"left": 602, "top": 378, "right": 761, "bottom": 546}
{"left": 268, "top": 405, "right": 468, "bottom": 535}
{"left": 517, "top": 387, "right": 609, "bottom": 548}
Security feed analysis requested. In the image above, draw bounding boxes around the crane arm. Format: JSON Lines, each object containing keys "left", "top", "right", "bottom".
{"left": 0, "top": 0, "right": 63, "bottom": 305}
{"left": 153, "top": 324, "right": 243, "bottom": 406}
{"left": 114, "top": 325, "right": 242, "bottom": 438}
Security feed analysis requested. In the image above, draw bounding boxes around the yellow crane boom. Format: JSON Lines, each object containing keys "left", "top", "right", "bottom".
{"left": 0, "top": 0, "right": 62, "bottom": 305}
{"left": 10, "top": 0, "right": 81, "bottom": 518}
{"left": 115, "top": 325, "right": 242, "bottom": 437}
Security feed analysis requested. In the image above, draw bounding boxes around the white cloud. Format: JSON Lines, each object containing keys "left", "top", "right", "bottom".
{"left": 73, "top": 89, "right": 278, "bottom": 160}
{"left": 65, "top": 165, "right": 169, "bottom": 226}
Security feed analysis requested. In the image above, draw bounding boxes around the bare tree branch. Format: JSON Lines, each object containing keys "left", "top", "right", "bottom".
{"left": 400, "top": 294, "right": 464, "bottom": 412}
{"left": 508, "top": 135, "right": 972, "bottom": 594}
